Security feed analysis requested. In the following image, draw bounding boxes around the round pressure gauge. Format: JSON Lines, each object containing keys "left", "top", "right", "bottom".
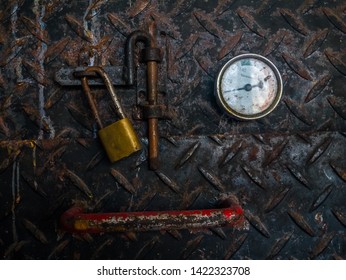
{"left": 215, "top": 53, "right": 283, "bottom": 120}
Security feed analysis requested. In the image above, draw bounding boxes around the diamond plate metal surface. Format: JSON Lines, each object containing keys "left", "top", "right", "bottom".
{"left": 0, "top": 0, "right": 345, "bottom": 260}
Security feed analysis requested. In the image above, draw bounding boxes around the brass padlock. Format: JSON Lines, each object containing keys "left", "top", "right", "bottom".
{"left": 80, "top": 66, "right": 141, "bottom": 162}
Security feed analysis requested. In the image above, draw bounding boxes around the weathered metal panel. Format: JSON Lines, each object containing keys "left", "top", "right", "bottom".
{"left": 0, "top": 0, "right": 345, "bottom": 259}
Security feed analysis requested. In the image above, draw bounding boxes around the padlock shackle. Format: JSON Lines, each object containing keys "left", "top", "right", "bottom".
{"left": 81, "top": 77, "right": 104, "bottom": 128}
{"left": 124, "top": 30, "right": 153, "bottom": 86}
{"left": 81, "top": 67, "right": 126, "bottom": 126}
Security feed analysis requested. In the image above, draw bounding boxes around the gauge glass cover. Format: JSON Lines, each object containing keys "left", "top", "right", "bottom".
{"left": 216, "top": 54, "right": 282, "bottom": 120}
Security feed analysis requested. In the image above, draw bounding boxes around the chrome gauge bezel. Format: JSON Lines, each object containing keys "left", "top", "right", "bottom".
{"left": 215, "top": 53, "right": 283, "bottom": 120}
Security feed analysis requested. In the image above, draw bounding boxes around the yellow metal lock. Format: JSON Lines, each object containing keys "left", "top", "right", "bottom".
{"left": 80, "top": 66, "right": 141, "bottom": 162}
{"left": 98, "top": 118, "right": 141, "bottom": 162}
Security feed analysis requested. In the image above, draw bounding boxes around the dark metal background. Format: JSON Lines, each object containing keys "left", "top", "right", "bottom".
{"left": 0, "top": 0, "right": 346, "bottom": 260}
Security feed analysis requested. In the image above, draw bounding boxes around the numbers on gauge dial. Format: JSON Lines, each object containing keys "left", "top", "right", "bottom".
{"left": 220, "top": 58, "right": 278, "bottom": 115}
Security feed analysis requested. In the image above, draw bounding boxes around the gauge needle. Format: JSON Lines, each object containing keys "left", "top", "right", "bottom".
{"left": 264, "top": 75, "right": 271, "bottom": 82}
{"left": 225, "top": 81, "right": 263, "bottom": 93}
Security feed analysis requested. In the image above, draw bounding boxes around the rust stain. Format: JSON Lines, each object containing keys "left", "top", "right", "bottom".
{"left": 66, "top": 103, "right": 94, "bottom": 131}
{"left": 166, "top": 37, "right": 179, "bottom": 82}
{"left": 245, "top": 211, "right": 270, "bottom": 238}
{"left": 175, "top": 33, "right": 199, "bottom": 59}
{"left": 181, "top": 235, "right": 204, "bottom": 259}
{"left": 208, "top": 135, "right": 224, "bottom": 146}
{"left": 242, "top": 165, "right": 266, "bottom": 190}
{"left": 173, "top": 75, "right": 201, "bottom": 106}
{"left": 167, "top": 0, "right": 193, "bottom": 18}
{"left": 43, "top": 0, "right": 66, "bottom": 22}
{"left": 307, "top": 138, "right": 332, "bottom": 164}
{"left": 86, "top": 151, "right": 104, "bottom": 171}
{"left": 288, "top": 210, "right": 315, "bottom": 237}
{"left": 223, "top": 233, "right": 248, "bottom": 259}
{"left": 91, "top": 35, "right": 113, "bottom": 54}
{"left": 107, "top": 13, "right": 131, "bottom": 37}
{"left": 279, "top": 8, "right": 309, "bottom": 36}
{"left": 22, "top": 218, "right": 48, "bottom": 244}
{"left": 63, "top": 168, "right": 93, "bottom": 199}
{"left": 282, "top": 52, "right": 313, "bottom": 81}
{"left": 44, "top": 88, "right": 65, "bottom": 110}
{"left": 20, "top": 15, "right": 49, "bottom": 44}
{"left": 265, "top": 186, "right": 290, "bottom": 213}
{"left": 110, "top": 168, "right": 136, "bottom": 195}
{"left": 330, "top": 162, "right": 346, "bottom": 182}
{"left": 303, "top": 28, "right": 328, "bottom": 58}
{"left": 23, "top": 59, "right": 49, "bottom": 86}
{"left": 92, "top": 190, "right": 115, "bottom": 211}
{"left": 0, "top": 94, "right": 13, "bottom": 111}
{"left": 65, "top": 14, "right": 93, "bottom": 43}
{"left": 194, "top": 52, "right": 215, "bottom": 78}
{"left": 22, "top": 104, "right": 50, "bottom": 132}
{"left": 256, "top": 0, "right": 270, "bottom": 14}
{"left": 155, "top": 170, "right": 180, "bottom": 193}
{"left": 167, "top": 229, "right": 183, "bottom": 240}
{"left": 0, "top": 116, "right": 10, "bottom": 137}
{"left": 237, "top": 7, "right": 267, "bottom": 37}
{"left": 48, "top": 239, "right": 70, "bottom": 260}
{"left": 21, "top": 171, "right": 46, "bottom": 199}
{"left": 248, "top": 145, "right": 259, "bottom": 162}
{"left": 45, "top": 37, "right": 71, "bottom": 64}
{"left": 85, "top": 0, "right": 109, "bottom": 21}
{"left": 134, "top": 191, "right": 157, "bottom": 211}
{"left": 47, "top": 145, "right": 68, "bottom": 167}
{"left": 298, "top": 0, "right": 318, "bottom": 14}
{"left": 331, "top": 208, "right": 346, "bottom": 227}
{"left": 310, "top": 184, "right": 333, "bottom": 212}
{"left": 193, "top": 10, "right": 225, "bottom": 39}
{"left": 128, "top": 0, "right": 150, "bottom": 18}
{"left": 266, "top": 232, "right": 292, "bottom": 259}
{"left": 327, "top": 96, "right": 346, "bottom": 120}
{"left": 286, "top": 164, "right": 311, "bottom": 190}
{"left": 0, "top": 0, "right": 25, "bottom": 22}
{"left": 322, "top": 8, "right": 346, "bottom": 34}
{"left": 162, "top": 136, "right": 179, "bottom": 147}
{"left": 324, "top": 48, "right": 346, "bottom": 76}
{"left": 263, "top": 140, "right": 288, "bottom": 167}
{"left": 180, "top": 186, "right": 203, "bottom": 210}
{"left": 310, "top": 232, "right": 335, "bottom": 259}
{"left": 4, "top": 240, "right": 29, "bottom": 260}
{"left": 0, "top": 38, "right": 26, "bottom": 67}
{"left": 134, "top": 236, "right": 159, "bottom": 259}
{"left": 198, "top": 166, "right": 225, "bottom": 192}
{"left": 175, "top": 141, "right": 200, "bottom": 169}
{"left": 218, "top": 31, "right": 243, "bottom": 60}
{"left": 305, "top": 74, "right": 331, "bottom": 103}
{"left": 261, "top": 29, "right": 288, "bottom": 56}
{"left": 91, "top": 238, "right": 113, "bottom": 259}
{"left": 210, "top": 227, "right": 227, "bottom": 240}
{"left": 150, "top": 11, "right": 181, "bottom": 39}
{"left": 214, "top": 0, "right": 236, "bottom": 16}
{"left": 284, "top": 98, "right": 314, "bottom": 126}
{"left": 0, "top": 24, "right": 7, "bottom": 45}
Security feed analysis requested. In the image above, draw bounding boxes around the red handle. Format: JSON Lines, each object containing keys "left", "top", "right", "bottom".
{"left": 61, "top": 205, "right": 244, "bottom": 233}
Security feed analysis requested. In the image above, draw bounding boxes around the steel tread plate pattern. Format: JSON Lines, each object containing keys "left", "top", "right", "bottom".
{"left": 0, "top": 132, "right": 345, "bottom": 259}
{"left": 0, "top": 0, "right": 345, "bottom": 259}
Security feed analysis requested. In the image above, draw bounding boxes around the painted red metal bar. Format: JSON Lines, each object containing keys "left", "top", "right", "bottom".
{"left": 61, "top": 205, "right": 244, "bottom": 233}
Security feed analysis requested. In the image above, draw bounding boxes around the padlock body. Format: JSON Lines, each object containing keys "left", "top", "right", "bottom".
{"left": 98, "top": 118, "right": 141, "bottom": 162}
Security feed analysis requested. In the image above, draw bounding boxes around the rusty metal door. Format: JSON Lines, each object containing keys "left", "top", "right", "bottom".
{"left": 0, "top": 0, "right": 345, "bottom": 259}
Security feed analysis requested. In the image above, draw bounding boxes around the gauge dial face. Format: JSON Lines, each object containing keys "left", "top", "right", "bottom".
{"left": 216, "top": 54, "right": 283, "bottom": 120}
